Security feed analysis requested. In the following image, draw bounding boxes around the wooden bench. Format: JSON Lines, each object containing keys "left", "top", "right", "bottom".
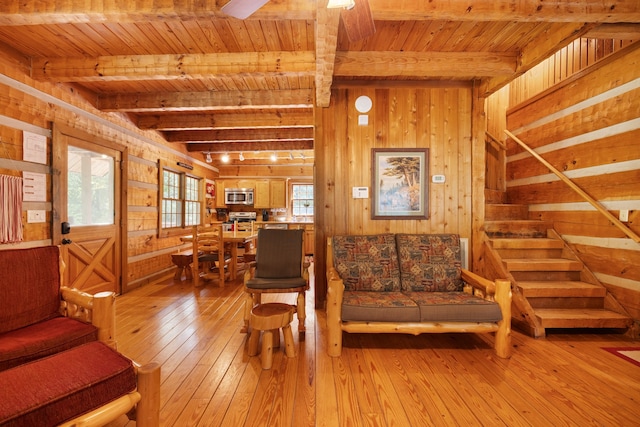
{"left": 171, "top": 250, "right": 194, "bottom": 281}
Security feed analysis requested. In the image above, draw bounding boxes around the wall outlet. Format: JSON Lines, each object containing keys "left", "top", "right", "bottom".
{"left": 619, "top": 209, "right": 629, "bottom": 222}
{"left": 432, "top": 174, "right": 446, "bottom": 183}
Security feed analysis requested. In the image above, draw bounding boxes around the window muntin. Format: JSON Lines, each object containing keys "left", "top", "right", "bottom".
{"left": 160, "top": 167, "right": 201, "bottom": 231}
{"left": 291, "top": 184, "right": 314, "bottom": 218}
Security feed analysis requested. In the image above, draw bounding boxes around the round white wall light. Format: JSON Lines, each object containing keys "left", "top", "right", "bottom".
{"left": 355, "top": 95, "right": 372, "bottom": 113}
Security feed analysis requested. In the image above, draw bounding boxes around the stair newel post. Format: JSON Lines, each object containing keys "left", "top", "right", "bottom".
{"left": 494, "top": 279, "right": 512, "bottom": 358}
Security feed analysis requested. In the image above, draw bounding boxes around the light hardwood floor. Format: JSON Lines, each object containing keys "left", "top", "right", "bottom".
{"left": 109, "top": 265, "right": 640, "bottom": 426}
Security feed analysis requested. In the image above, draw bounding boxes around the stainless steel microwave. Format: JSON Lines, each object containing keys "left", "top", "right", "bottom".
{"left": 224, "top": 188, "right": 254, "bottom": 205}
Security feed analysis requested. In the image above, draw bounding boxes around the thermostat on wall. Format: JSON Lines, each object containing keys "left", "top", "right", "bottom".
{"left": 352, "top": 187, "right": 369, "bottom": 198}
{"left": 432, "top": 174, "right": 446, "bottom": 183}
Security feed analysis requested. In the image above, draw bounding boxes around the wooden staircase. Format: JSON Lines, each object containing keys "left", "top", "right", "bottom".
{"left": 483, "top": 190, "right": 632, "bottom": 337}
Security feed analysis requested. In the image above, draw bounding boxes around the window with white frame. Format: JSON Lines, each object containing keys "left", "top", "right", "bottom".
{"left": 291, "top": 183, "right": 314, "bottom": 218}
{"left": 160, "top": 166, "right": 202, "bottom": 232}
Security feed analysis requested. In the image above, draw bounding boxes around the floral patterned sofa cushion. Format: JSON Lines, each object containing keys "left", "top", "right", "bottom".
{"left": 396, "top": 234, "right": 464, "bottom": 292}
{"left": 332, "top": 234, "right": 400, "bottom": 292}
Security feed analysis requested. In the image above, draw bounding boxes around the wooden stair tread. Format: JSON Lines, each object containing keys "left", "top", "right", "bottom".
{"left": 491, "top": 238, "right": 564, "bottom": 249}
{"left": 485, "top": 204, "right": 529, "bottom": 220}
{"left": 503, "top": 258, "right": 583, "bottom": 271}
{"left": 485, "top": 220, "right": 552, "bottom": 238}
{"left": 517, "top": 281, "right": 606, "bottom": 297}
{"left": 535, "top": 308, "right": 632, "bottom": 328}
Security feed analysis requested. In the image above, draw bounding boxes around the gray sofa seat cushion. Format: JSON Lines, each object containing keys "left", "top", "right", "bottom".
{"left": 341, "top": 291, "right": 420, "bottom": 322}
{"left": 405, "top": 292, "right": 503, "bottom": 323}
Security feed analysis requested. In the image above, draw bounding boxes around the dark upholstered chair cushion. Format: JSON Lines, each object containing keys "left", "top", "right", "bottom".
{"left": 396, "top": 234, "right": 464, "bottom": 292}
{"left": 0, "top": 316, "right": 98, "bottom": 372}
{"left": 406, "top": 292, "right": 503, "bottom": 323}
{"left": 0, "top": 341, "right": 136, "bottom": 426}
{"left": 254, "top": 229, "right": 304, "bottom": 279}
{"left": 199, "top": 251, "right": 231, "bottom": 264}
{"left": 245, "top": 276, "right": 307, "bottom": 290}
{"left": 0, "top": 246, "right": 61, "bottom": 334}
{"left": 341, "top": 291, "right": 420, "bottom": 322}
{"left": 332, "top": 234, "right": 400, "bottom": 292}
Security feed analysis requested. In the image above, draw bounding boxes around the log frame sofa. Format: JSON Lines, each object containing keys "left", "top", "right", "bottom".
{"left": 0, "top": 246, "right": 160, "bottom": 426}
{"left": 326, "top": 234, "right": 512, "bottom": 358}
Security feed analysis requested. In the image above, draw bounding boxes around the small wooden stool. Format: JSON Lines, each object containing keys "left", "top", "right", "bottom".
{"left": 171, "top": 251, "right": 194, "bottom": 281}
{"left": 248, "top": 303, "right": 295, "bottom": 369}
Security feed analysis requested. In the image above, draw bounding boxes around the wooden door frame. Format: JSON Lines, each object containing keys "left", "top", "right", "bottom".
{"left": 51, "top": 122, "right": 128, "bottom": 294}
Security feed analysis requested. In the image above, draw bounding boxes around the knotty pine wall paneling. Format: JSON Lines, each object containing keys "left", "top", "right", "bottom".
{"left": 315, "top": 85, "right": 475, "bottom": 307}
{"left": 0, "top": 54, "right": 219, "bottom": 292}
{"left": 505, "top": 42, "right": 640, "bottom": 319}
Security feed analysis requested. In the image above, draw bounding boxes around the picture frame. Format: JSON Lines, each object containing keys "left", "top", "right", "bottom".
{"left": 205, "top": 180, "right": 215, "bottom": 198}
{"left": 371, "top": 148, "right": 429, "bottom": 219}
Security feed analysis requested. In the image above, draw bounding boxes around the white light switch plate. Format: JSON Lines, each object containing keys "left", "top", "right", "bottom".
{"left": 432, "top": 174, "right": 446, "bottom": 183}
{"left": 620, "top": 209, "right": 629, "bottom": 222}
{"left": 27, "top": 210, "right": 46, "bottom": 223}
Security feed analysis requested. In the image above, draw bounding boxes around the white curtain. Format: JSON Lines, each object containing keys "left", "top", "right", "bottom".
{"left": 0, "top": 175, "right": 23, "bottom": 243}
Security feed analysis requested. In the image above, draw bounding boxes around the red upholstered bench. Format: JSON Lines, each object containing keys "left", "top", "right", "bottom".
{"left": 0, "top": 341, "right": 159, "bottom": 427}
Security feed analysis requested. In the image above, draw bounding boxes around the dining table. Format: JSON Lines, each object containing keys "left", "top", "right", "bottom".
{"left": 181, "top": 230, "right": 258, "bottom": 282}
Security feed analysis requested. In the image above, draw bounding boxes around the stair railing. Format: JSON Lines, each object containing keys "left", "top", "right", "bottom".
{"left": 486, "top": 131, "right": 507, "bottom": 151}
{"left": 504, "top": 129, "right": 640, "bottom": 243}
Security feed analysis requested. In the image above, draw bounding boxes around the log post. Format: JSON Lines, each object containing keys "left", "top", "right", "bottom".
{"left": 326, "top": 237, "right": 344, "bottom": 357}
{"left": 92, "top": 291, "right": 116, "bottom": 347}
{"left": 136, "top": 362, "right": 161, "bottom": 427}
{"left": 494, "top": 279, "right": 512, "bottom": 358}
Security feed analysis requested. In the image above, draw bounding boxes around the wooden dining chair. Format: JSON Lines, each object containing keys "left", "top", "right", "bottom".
{"left": 243, "top": 228, "right": 309, "bottom": 336}
{"left": 191, "top": 225, "right": 232, "bottom": 287}
{"left": 235, "top": 221, "right": 257, "bottom": 266}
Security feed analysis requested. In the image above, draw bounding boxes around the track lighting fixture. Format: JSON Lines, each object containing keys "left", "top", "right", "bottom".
{"left": 270, "top": 152, "right": 277, "bottom": 162}
{"left": 221, "top": 153, "right": 230, "bottom": 163}
{"left": 205, "top": 152, "right": 212, "bottom": 163}
{"left": 289, "top": 152, "right": 294, "bottom": 160}
{"left": 239, "top": 152, "right": 245, "bottom": 161}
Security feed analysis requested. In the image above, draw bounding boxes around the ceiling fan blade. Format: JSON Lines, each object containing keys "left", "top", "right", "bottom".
{"left": 221, "top": 0, "right": 270, "bottom": 19}
{"left": 340, "top": 0, "right": 376, "bottom": 42}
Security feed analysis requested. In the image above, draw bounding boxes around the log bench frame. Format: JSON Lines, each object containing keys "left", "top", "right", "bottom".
{"left": 325, "top": 237, "right": 513, "bottom": 359}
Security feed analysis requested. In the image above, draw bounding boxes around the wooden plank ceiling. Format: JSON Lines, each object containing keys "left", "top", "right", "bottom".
{"left": 0, "top": 0, "right": 638, "bottom": 168}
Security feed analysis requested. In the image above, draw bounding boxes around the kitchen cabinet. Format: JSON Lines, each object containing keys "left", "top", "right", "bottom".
{"left": 304, "top": 224, "right": 314, "bottom": 255}
{"left": 215, "top": 180, "right": 227, "bottom": 208}
{"left": 269, "top": 179, "right": 286, "bottom": 208}
{"left": 253, "top": 180, "right": 270, "bottom": 208}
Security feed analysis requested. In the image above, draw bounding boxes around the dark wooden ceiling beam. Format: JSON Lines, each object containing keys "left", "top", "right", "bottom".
{"left": 32, "top": 52, "right": 315, "bottom": 82}
{"left": 166, "top": 127, "right": 314, "bottom": 143}
{"left": 334, "top": 51, "right": 518, "bottom": 77}
{"left": 0, "top": 0, "right": 315, "bottom": 25}
{"left": 2, "top": 0, "right": 638, "bottom": 26}
{"left": 367, "top": 0, "right": 640, "bottom": 23}
{"left": 315, "top": 1, "right": 341, "bottom": 108}
{"left": 186, "top": 140, "right": 314, "bottom": 152}
{"left": 97, "top": 89, "right": 314, "bottom": 112}
{"left": 586, "top": 23, "right": 640, "bottom": 39}
{"left": 136, "top": 110, "right": 314, "bottom": 130}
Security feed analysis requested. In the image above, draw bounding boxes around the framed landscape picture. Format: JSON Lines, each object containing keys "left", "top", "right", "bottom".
{"left": 371, "top": 148, "right": 429, "bottom": 219}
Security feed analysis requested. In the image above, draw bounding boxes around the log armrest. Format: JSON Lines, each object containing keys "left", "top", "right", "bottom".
{"left": 60, "top": 286, "right": 116, "bottom": 348}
